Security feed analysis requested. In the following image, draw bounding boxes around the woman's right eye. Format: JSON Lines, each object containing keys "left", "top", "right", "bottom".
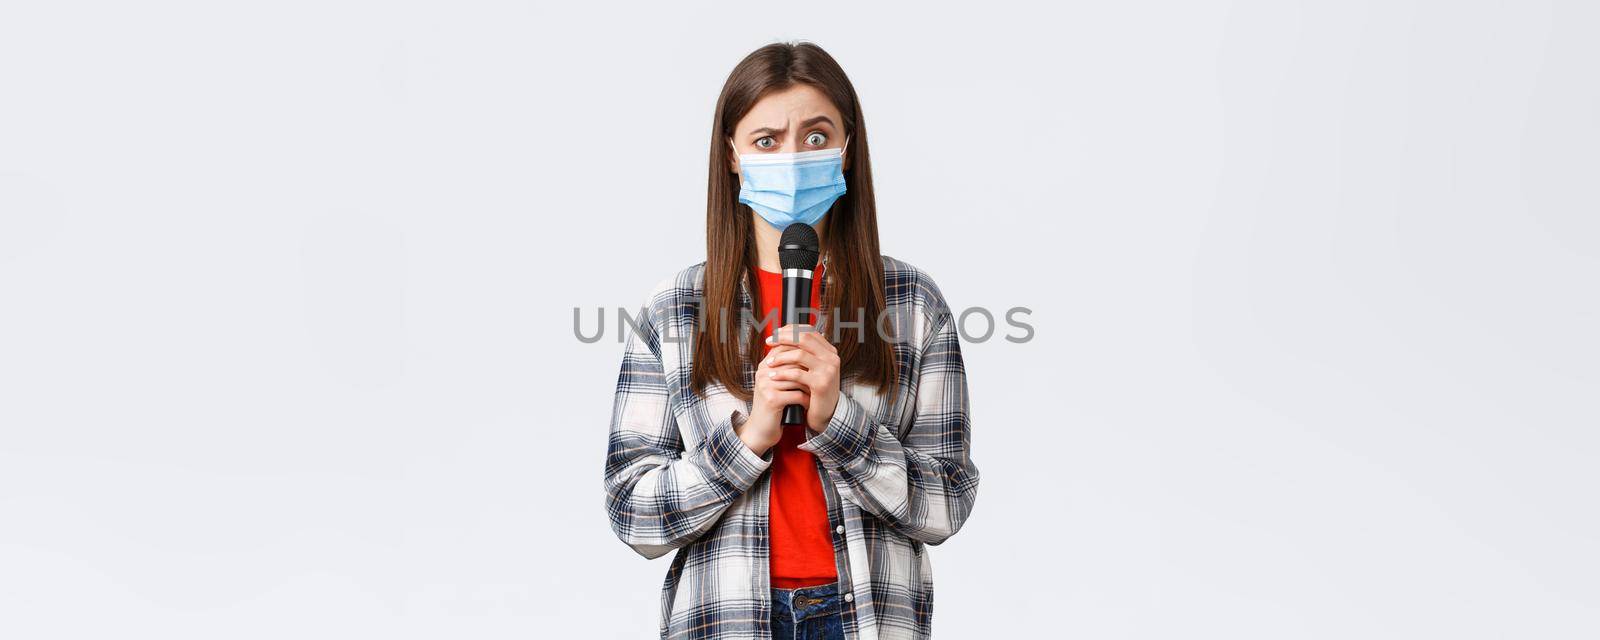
{"left": 755, "top": 137, "right": 776, "bottom": 149}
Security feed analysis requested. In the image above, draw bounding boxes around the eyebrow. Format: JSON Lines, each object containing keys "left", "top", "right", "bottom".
{"left": 748, "top": 115, "right": 837, "bottom": 137}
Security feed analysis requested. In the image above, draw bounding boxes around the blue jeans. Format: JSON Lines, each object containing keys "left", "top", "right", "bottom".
{"left": 770, "top": 580, "right": 845, "bottom": 640}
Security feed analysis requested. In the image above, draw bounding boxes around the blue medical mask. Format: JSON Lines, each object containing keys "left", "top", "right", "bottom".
{"left": 731, "top": 136, "right": 849, "bottom": 229}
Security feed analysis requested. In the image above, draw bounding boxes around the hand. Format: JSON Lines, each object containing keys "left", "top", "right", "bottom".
{"left": 737, "top": 337, "right": 812, "bottom": 455}
{"left": 763, "top": 324, "right": 842, "bottom": 434}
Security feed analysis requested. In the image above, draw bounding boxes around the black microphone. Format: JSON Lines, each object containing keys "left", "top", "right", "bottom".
{"left": 777, "top": 223, "right": 820, "bottom": 427}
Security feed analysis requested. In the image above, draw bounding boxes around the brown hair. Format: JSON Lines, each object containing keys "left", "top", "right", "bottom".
{"left": 690, "top": 41, "right": 897, "bottom": 401}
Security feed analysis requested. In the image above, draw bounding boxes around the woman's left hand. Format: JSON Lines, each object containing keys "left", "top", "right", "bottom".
{"left": 763, "top": 324, "right": 842, "bottom": 433}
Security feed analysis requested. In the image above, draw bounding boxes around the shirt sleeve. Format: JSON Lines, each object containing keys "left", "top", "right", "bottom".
{"left": 797, "top": 306, "right": 981, "bottom": 545}
{"left": 603, "top": 293, "right": 773, "bottom": 560}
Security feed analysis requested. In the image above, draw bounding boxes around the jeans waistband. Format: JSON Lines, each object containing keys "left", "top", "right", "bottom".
{"left": 772, "top": 580, "right": 839, "bottom": 598}
{"left": 771, "top": 580, "right": 842, "bottom": 623}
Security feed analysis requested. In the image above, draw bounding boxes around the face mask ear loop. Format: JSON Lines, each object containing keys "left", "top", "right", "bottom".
{"left": 729, "top": 138, "right": 747, "bottom": 196}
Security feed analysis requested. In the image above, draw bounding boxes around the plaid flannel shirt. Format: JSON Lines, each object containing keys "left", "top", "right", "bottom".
{"left": 603, "top": 255, "right": 980, "bottom": 640}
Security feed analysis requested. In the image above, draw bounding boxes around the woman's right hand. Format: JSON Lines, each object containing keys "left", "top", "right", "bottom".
{"left": 736, "top": 348, "right": 811, "bottom": 455}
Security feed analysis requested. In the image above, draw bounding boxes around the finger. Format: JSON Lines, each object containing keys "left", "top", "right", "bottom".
{"left": 769, "top": 366, "right": 832, "bottom": 391}
{"left": 767, "top": 366, "right": 813, "bottom": 384}
{"left": 760, "top": 376, "right": 806, "bottom": 391}
{"left": 769, "top": 328, "right": 837, "bottom": 361}
{"left": 793, "top": 330, "right": 839, "bottom": 359}
{"left": 765, "top": 390, "right": 810, "bottom": 406}
{"left": 764, "top": 348, "right": 820, "bottom": 370}
{"left": 764, "top": 324, "right": 817, "bottom": 347}
{"left": 760, "top": 344, "right": 800, "bottom": 363}
{"left": 773, "top": 338, "right": 837, "bottom": 373}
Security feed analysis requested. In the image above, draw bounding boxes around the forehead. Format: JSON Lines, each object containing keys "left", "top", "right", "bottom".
{"left": 734, "top": 84, "right": 843, "bottom": 132}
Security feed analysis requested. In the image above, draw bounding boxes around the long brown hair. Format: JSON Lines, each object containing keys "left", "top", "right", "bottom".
{"left": 691, "top": 41, "right": 896, "bottom": 402}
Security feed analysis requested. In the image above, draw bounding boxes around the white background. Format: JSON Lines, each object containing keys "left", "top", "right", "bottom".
{"left": 2, "top": 1, "right": 1596, "bottom": 638}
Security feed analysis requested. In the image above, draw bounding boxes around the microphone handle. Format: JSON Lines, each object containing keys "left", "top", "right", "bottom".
{"left": 782, "top": 404, "right": 806, "bottom": 426}
{"left": 780, "top": 272, "right": 814, "bottom": 426}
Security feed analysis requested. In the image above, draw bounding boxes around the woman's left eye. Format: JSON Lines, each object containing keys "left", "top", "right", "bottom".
{"left": 805, "top": 132, "right": 827, "bottom": 146}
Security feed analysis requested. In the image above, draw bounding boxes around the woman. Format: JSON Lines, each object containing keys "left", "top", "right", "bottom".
{"left": 603, "top": 41, "right": 980, "bottom": 640}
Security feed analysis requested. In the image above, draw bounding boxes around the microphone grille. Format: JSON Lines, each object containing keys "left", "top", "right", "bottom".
{"left": 778, "top": 223, "right": 820, "bottom": 270}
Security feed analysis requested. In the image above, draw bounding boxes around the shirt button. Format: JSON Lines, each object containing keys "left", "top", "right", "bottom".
{"left": 835, "top": 525, "right": 845, "bottom": 535}
{"left": 844, "top": 592, "right": 854, "bottom": 602}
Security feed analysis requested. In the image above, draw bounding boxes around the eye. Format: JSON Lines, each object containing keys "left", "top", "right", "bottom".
{"left": 805, "top": 132, "right": 827, "bottom": 147}
{"left": 755, "top": 136, "right": 776, "bottom": 149}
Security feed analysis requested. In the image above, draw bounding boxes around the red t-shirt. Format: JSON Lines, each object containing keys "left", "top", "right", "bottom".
{"left": 754, "top": 264, "right": 838, "bottom": 589}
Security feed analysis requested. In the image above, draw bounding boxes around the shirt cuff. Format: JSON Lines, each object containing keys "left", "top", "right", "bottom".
{"left": 797, "top": 394, "right": 875, "bottom": 467}
{"left": 710, "top": 408, "right": 773, "bottom": 490}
